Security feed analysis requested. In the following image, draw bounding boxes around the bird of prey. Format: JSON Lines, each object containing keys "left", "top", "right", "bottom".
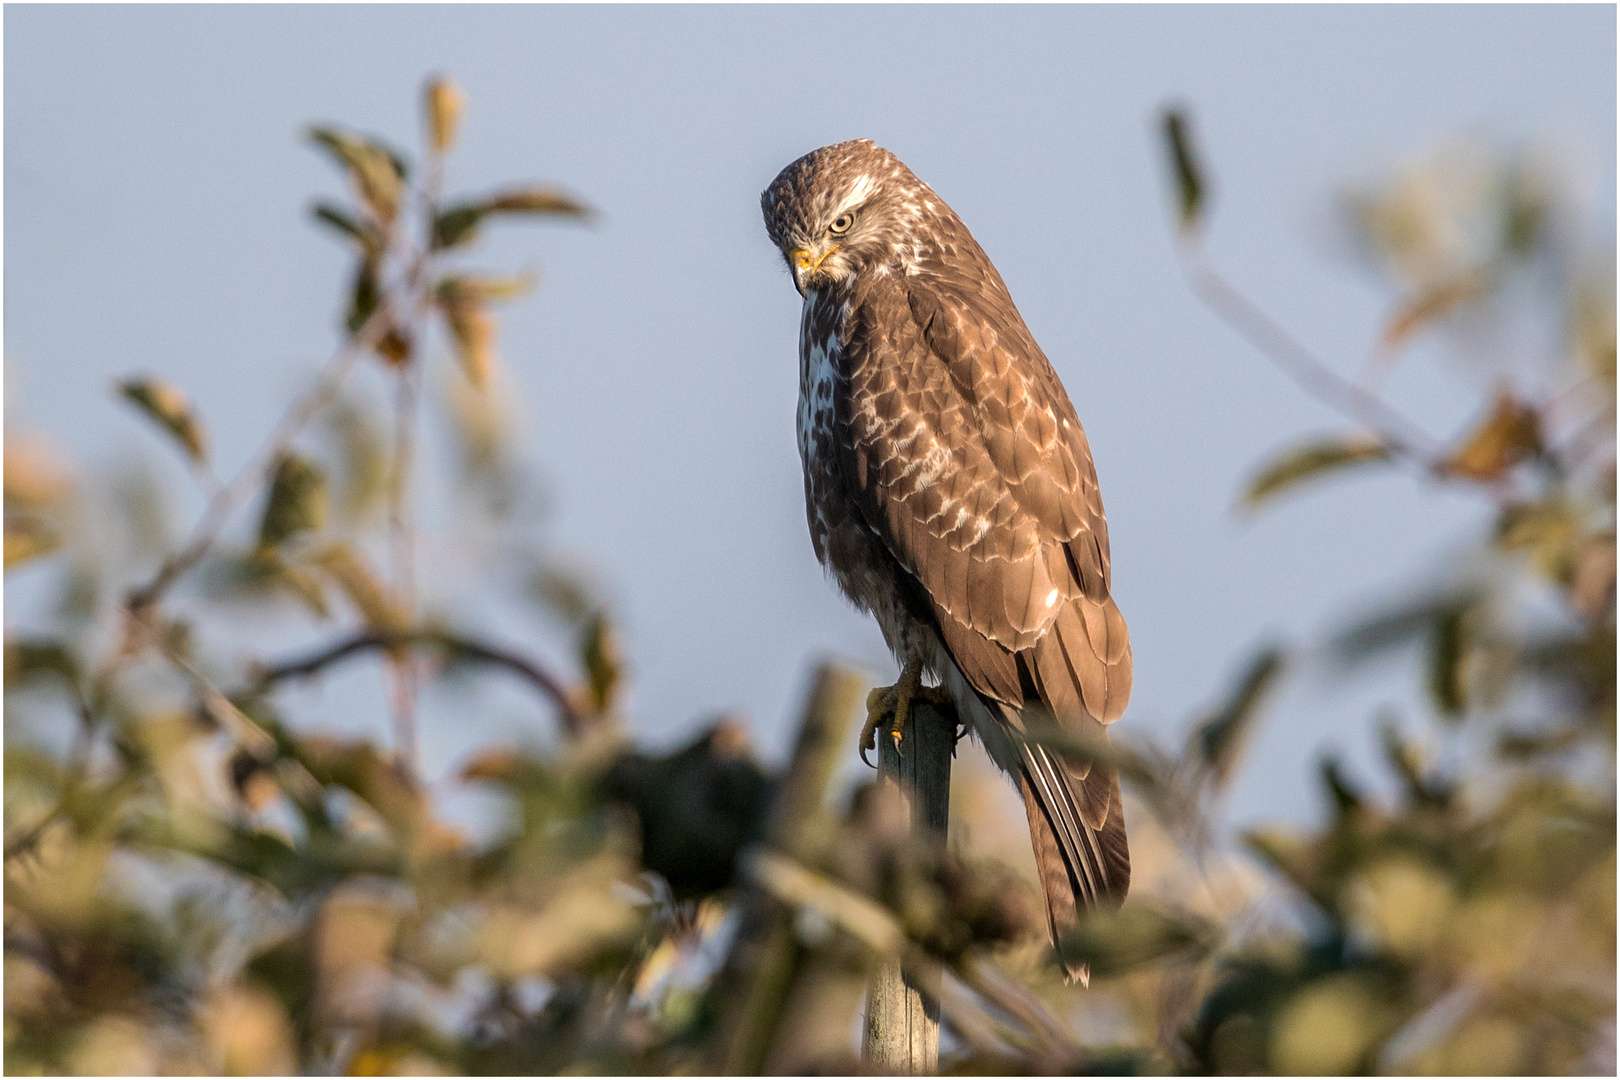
{"left": 762, "top": 140, "right": 1131, "bottom": 978}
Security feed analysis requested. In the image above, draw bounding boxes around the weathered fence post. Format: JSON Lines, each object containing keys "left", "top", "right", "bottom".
{"left": 713, "top": 662, "right": 865, "bottom": 1075}
{"left": 863, "top": 700, "right": 953, "bottom": 1075}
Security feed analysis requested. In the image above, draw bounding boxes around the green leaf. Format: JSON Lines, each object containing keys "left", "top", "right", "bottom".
{"left": 1319, "top": 756, "right": 1365, "bottom": 818}
{"left": 311, "top": 202, "right": 383, "bottom": 257}
{"left": 346, "top": 255, "right": 382, "bottom": 335}
{"left": 1330, "top": 592, "right": 1473, "bottom": 667}
{"left": 1245, "top": 827, "right": 1324, "bottom": 901}
{"left": 4, "top": 637, "right": 80, "bottom": 690}
{"left": 1242, "top": 436, "right": 1393, "bottom": 509}
{"left": 1189, "top": 646, "right": 1285, "bottom": 790}
{"left": 432, "top": 204, "right": 484, "bottom": 249}
{"left": 1161, "top": 108, "right": 1206, "bottom": 230}
{"left": 1057, "top": 903, "right": 1216, "bottom": 979}
{"left": 431, "top": 187, "right": 591, "bottom": 250}
{"left": 1378, "top": 717, "right": 1450, "bottom": 807}
{"left": 1426, "top": 605, "right": 1467, "bottom": 717}
{"left": 117, "top": 376, "right": 209, "bottom": 462}
{"left": 257, "top": 454, "right": 328, "bottom": 551}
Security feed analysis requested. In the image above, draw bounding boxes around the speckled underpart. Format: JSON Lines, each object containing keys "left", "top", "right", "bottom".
{"left": 765, "top": 141, "right": 1134, "bottom": 974}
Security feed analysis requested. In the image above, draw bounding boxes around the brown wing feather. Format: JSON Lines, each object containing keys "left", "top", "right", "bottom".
{"left": 837, "top": 270, "right": 1130, "bottom": 725}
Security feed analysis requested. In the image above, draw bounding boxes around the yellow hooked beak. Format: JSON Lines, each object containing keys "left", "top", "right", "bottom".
{"left": 790, "top": 244, "right": 841, "bottom": 275}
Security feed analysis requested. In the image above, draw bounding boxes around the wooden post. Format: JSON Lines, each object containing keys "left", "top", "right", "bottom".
{"left": 714, "top": 663, "right": 866, "bottom": 1075}
{"left": 863, "top": 701, "right": 953, "bottom": 1075}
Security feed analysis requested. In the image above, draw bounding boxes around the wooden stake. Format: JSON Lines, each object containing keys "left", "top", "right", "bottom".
{"left": 714, "top": 663, "right": 865, "bottom": 1075}
{"left": 863, "top": 701, "right": 953, "bottom": 1075}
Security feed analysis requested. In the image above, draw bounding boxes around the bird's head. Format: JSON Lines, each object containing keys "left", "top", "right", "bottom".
{"left": 761, "top": 139, "right": 935, "bottom": 296}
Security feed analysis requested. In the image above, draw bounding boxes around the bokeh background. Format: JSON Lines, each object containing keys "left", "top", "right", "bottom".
{"left": 7, "top": 3, "right": 1614, "bottom": 833}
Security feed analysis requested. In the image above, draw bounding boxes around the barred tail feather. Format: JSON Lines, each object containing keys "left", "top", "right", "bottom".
{"left": 1017, "top": 742, "right": 1129, "bottom": 985}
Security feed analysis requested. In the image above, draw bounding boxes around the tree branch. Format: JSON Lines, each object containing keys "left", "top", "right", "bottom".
{"left": 251, "top": 628, "right": 587, "bottom": 735}
{"left": 126, "top": 305, "right": 395, "bottom": 613}
{"left": 1177, "top": 235, "right": 1443, "bottom": 464}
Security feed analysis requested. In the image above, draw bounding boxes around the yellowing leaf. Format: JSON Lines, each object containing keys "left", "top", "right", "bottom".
{"left": 424, "top": 76, "right": 464, "bottom": 154}
{"left": 307, "top": 126, "right": 407, "bottom": 225}
{"left": 1496, "top": 499, "right": 1583, "bottom": 584}
{"left": 478, "top": 855, "right": 642, "bottom": 979}
{"left": 1571, "top": 535, "right": 1616, "bottom": 619}
{"left": 317, "top": 396, "right": 391, "bottom": 525}
{"left": 4, "top": 515, "right": 60, "bottom": 569}
{"left": 1242, "top": 435, "right": 1392, "bottom": 508}
{"left": 257, "top": 454, "right": 328, "bottom": 551}
{"left": 580, "top": 612, "right": 623, "bottom": 715}
{"left": 457, "top": 747, "right": 528, "bottom": 785}
{"left": 305, "top": 542, "right": 408, "bottom": 632}
{"left": 436, "top": 272, "right": 536, "bottom": 307}
{"left": 4, "top": 433, "right": 74, "bottom": 509}
{"left": 1345, "top": 856, "right": 1456, "bottom": 958}
{"left": 1439, "top": 387, "right": 1541, "bottom": 482}
{"left": 118, "top": 376, "right": 209, "bottom": 462}
{"left": 374, "top": 325, "right": 412, "bottom": 366}
{"left": 256, "top": 550, "right": 331, "bottom": 620}
{"left": 484, "top": 186, "right": 593, "bottom": 218}
{"left": 1379, "top": 273, "right": 1487, "bottom": 350}
{"left": 439, "top": 293, "right": 497, "bottom": 387}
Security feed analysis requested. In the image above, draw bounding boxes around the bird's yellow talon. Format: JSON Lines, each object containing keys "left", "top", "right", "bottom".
{"left": 860, "top": 661, "right": 944, "bottom": 765}
{"left": 858, "top": 709, "right": 881, "bottom": 768}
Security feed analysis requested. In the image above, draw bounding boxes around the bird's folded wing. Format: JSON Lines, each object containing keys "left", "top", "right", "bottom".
{"left": 837, "top": 273, "right": 1129, "bottom": 725}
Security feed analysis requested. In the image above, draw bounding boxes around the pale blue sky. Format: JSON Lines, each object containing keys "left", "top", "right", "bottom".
{"left": 6, "top": 5, "right": 1614, "bottom": 828}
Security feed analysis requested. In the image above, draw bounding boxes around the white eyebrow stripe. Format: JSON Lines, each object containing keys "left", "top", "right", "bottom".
{"left": 834, "top": 174, "right": 878, "bottom": 217}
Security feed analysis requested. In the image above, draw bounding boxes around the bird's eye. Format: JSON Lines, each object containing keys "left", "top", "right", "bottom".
{"left": 829, "top": 213, "right": 855, "bottom": 235}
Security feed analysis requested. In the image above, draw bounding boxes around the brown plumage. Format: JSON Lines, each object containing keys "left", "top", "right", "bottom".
{"left": 762, "top": 140, "right": 1131, "bottom": 979}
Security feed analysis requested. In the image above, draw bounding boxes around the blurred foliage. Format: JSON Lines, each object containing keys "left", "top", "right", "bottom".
{"left": 5, "top": 89, "right": 1613, "bottom": 1075}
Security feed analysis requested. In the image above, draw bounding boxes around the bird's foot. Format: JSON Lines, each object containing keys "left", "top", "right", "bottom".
{"left": 858, "top": 663, "right": 954, "bottom": 767}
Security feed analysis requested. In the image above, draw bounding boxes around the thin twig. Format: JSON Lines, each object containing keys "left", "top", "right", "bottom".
{"left": 1177, "top": 235, "right": 1442, "bottom": 463}
{"left": 252, "top": 628, "right": 586, "bottom": 735}
{"left": 385, "top": 356, "right": 424, "bottom": 772}
{"left": 127, "top": 306, "right": 395, "bottom": 612}
{"left": 130, "top": 607, "right": 279, "bottom": 759}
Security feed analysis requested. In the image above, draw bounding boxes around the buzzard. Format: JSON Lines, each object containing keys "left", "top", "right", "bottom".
{"left": 762, "top": 140, "right": 1131, "bottom": 978}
